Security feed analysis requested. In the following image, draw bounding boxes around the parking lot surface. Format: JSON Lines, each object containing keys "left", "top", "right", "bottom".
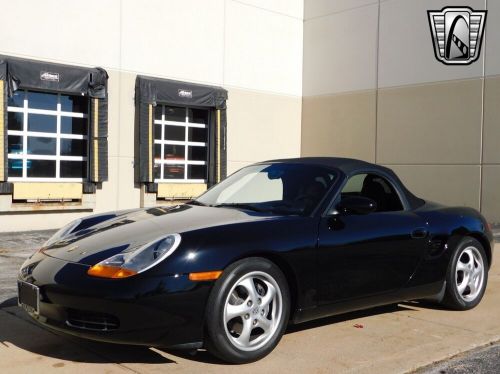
{"left": 416, "top": 342, "right": 500, "bottom": 374}
{"left": 0, "top": 230, "right": 55, "bottom": 306}
{"left": 0, "top": 233, "right": 498, "bottom": 373}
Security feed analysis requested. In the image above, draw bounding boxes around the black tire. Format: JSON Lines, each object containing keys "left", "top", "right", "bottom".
{"left": 205, "top": 257, "right": 290, "bottom": 364}
{"left": 442, "top": 237, "right": 488, "bottom": 310}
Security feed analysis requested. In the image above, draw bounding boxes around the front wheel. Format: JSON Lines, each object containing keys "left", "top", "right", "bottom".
{"left": 205, "top": 257, "right": 290, "bottom": 363}
{"left": 442, "top": 237, "right": 488, "bottom": 310}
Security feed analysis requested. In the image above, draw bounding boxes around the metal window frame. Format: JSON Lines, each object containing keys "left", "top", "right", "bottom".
{"left": 153, "top": 105, "right": 208, "bottom": 184}
{"left": 6, "top": 90, "right": 89, "bottom": 182}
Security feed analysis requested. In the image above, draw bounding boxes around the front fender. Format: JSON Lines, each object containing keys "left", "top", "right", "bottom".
{"left": 151, "top": 217, "right": 319, "bottom": 313}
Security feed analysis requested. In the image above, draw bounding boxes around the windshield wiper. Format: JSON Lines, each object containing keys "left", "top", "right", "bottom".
{"left": 212, "top": 203, "right": 267, "bottom": 213}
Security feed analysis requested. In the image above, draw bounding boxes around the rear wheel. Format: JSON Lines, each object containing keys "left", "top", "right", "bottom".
{"left": 205, "top": 257, "right": 290, "bottom": 363}
{"left": 442, "top": 237, "right": 488, "bottom": 310}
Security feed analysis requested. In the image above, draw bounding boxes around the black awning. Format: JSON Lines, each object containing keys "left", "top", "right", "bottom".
{"left": 135, "top": 75, "right": 227, "bottom": 109}
{"left": 0, "top": 55, "right": 108, "bottom": 98}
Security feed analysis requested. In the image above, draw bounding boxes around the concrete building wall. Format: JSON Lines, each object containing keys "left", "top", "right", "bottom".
{"left": 302, "top": 1, "right": 379, "bottom": 163}
{"left": 302, "top": 0, "right": 500, "bottom": 223}
{"left": 0, "top": 0, "right": 303, "bottom": 232}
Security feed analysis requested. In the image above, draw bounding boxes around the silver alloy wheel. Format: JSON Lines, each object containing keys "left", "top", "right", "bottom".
{"left": 455, "top": 246, "right": 485, "bottom": 302}
{"left": 223, "top": 271, "right": 283, "bottom": 352}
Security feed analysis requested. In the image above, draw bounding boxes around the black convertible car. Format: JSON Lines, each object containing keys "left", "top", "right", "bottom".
{"left": 18, "top": 158, "right": 494, "bottom": 363}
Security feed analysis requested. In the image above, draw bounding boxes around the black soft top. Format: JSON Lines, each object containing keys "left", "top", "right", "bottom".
{"left": 263, "top": 157, "right": 392, "bottom": 175}
{"left": 260, "top": 157, "right": 425, "bottom": 210}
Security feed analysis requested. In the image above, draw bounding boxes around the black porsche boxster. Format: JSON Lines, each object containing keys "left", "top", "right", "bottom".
{"left": 18, "top": 158, "right": 494, "bottom": 363}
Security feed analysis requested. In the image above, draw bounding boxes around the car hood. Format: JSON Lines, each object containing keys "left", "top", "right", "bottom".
{"left": 42, "top": 204, "right": 275, "bottom": 265}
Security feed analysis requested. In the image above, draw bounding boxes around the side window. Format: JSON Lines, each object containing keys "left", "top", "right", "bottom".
{"left": 340, "top": 173, "right": 403, "bottom": 212}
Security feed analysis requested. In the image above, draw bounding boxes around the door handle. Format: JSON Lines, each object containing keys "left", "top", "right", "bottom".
{"left": 411, "top": 228, "right": 428, "bottom": 239}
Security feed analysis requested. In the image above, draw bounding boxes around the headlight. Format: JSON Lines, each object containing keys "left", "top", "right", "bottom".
{"left": 44, "top": 219, "right": 82, "bottom": 247}
{"left": 87, "top": 234, "right": 181, "bottom": 279}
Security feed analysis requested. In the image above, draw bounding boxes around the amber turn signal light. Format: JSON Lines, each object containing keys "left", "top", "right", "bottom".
{"left": 87, "top": 264, "right": 137, "bottom": 279}
{"left": 189, "top": 271, "right": 222, "bottom": 281}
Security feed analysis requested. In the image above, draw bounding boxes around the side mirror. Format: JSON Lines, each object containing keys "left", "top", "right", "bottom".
{"left": 335, "top": 196, "right": 377, "bottom": 215}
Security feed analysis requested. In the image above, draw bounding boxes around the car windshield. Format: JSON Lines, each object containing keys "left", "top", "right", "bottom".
{"left": 194, "top": 163, "right": 337, "bottom": 215}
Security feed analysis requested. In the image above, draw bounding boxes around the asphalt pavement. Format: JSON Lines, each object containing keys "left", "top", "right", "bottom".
{"left": 0, "top": 230, "right": 54, "bottom": 306}
{"left": 416, "top": 342, "right": 500, "bottom": 374}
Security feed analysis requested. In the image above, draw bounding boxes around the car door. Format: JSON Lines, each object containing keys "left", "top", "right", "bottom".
{"left": 316, "top": 173, "right": 428, "bottom": 306}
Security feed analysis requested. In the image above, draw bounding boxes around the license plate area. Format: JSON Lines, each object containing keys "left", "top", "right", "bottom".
{"left": 18, "top": 281, "right": 40, "bottom": 315}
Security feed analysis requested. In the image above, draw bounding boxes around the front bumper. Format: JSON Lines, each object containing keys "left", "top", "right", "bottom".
{"left": 18, "top": 252, "right": 212, "bottom": 348}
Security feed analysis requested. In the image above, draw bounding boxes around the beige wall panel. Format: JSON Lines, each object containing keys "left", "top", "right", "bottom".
{"left": 304, "top": 0, "right": 377, "bottom": 20}
{"left": 226, "top": 88, "right": 302, "bottom": 164}
{"left": 13, "top": 183, "right": 82, "bottom": 200}
{"left": 378, "top": 0, "right": 485, "bottom": 88}
{"left": 485, "top": 0, "right": 500, "bottom": 76}
{"left": 227, "top": 160, "right": 254, "bottom": 175}
{"left": 483, "top": 76, "right": 500, "bottom": 163}
{"left": 117, "top": 71, "right": 137, "bottom": 159}
{"left": 94, "top": 71, "right": 139, "bottom": 214}
{"left": 0, "top": 0, "right": 120, "bottom": 69}
{"left": 388, "top": 164, "right": 481, "bottom": 209}
{"left": 121, "top": 0, "right": 224, "bottom": 86}
{"left": 481, "top": 165, "right": 500, "bottom": 223}
{"left": 237, "top": 0, "right": 303, "bottom": 18}
{"left": 106, "top": 70, "right": 121, "bottom": 158}
{"left": 94, "top": 155, "right": 119, "bottom": 214}
{"left": 303, "top": 4, "right": 378, "bottom": 96}
{"left": 116, "top": 157, "right": 140, "bottom": 210}
{"left": 377, "top": 79, "right": 483, "bottom": 164}
{"left": 225, "top": 1, "right": 303, "bottom": 96}
{"left": 93, "top": 156, "right": 137, "bottom": 212}
{"left": 301, "top": 91, "right": 376, "bottom": 162}
{"left": 0, "top": 211, "right": 91, "bottom": 233}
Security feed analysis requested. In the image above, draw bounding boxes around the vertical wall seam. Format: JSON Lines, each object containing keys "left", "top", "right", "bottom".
{"left": 374, "top": 0, "right": 381, "bottom": 164}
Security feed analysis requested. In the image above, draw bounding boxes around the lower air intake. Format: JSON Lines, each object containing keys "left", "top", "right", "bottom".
{"left": 66, "top": 309, "right": 120, "bottom": 331}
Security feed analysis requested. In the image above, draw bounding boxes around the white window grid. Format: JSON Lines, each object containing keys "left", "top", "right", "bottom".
{"left": 154, "top": 106, "right": 207, "bottom": 183}
{"left": 7, "top": 91, "right": 88, "bottom": 182}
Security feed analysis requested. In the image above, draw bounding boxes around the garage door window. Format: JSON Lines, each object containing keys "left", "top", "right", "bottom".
{"left": 153, "top": 105, "right": 208, "bottom": 183}
{"left": 7, "top": 90, "right": 88, "bottom": 181}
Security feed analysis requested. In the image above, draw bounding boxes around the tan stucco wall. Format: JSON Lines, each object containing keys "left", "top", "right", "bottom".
{"left": 483, "top": 76, "right": 500, "bottom": 164}
{"left": 301, "top": 90, "right": 375, "bottom": 162}
{"left": 301, "top": 77, "right": 500, "bottom": 222}
{"left": 377, "top": 79, "right": 483, "bottom": 165}
{"left": 387, "top": 164, "right": 482, "bottom": 210}
{"left": 226, "top": 88, "right": 302, "bottom": 174}
{"left": 302, "top": 0, "right": 500, "bottom": 223}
